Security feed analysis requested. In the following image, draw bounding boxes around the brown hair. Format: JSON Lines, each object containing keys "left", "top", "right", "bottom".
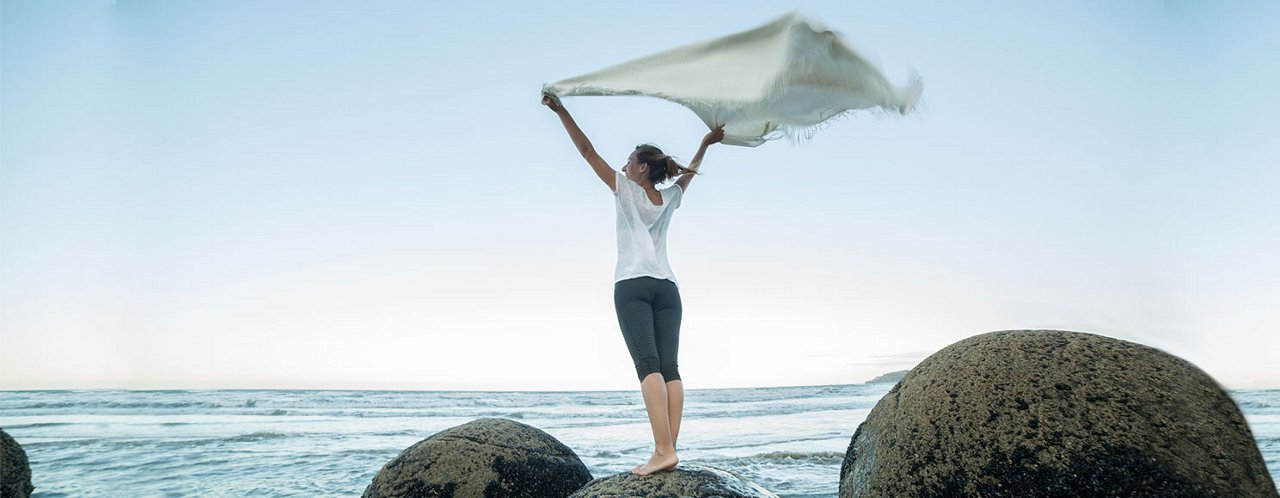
{"left": 634, "top": 144, "right": 697, "bottom": 185}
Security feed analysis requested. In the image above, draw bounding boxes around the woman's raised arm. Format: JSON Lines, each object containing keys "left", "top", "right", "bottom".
{"left": 543, "top": 93, "right": 616, "bottom": 191}
{"left": 676, "top": 125, "right": 724, "bottom": 192}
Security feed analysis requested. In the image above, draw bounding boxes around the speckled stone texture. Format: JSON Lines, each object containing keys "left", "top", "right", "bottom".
{"left": 840, "top": 330, "right": 1278, "bottom": 498}
{"left": 569, "top": 464, "right": 778, "bottom": 498}
{"left": 362, "top": 418, "right": 591, "bottom": 498}
{"left": 1, "top": 428, "right": 35, "bottom": 498}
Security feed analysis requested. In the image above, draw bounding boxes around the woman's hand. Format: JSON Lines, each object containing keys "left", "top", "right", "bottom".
{"left": 542, "top": 92, "right": 564, "bottom": 113}
{"left": 702, "top": 125, "right": 725, "bottom": 147}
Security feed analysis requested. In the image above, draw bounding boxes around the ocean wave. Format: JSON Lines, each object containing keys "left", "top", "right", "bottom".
{"left": 224, "top": 432, "right": 291, "bottom": 443}
{"left": 1, "top": 421, "right": 73, "bottom": 429}
{"left": 151, "top": 402, "right": 863, "bottom": 422}
{"left": 3, "top": 400, "right": 225, "bottom": 410}
{"left": 368, "top": 429, "right": 427, "bottom": 437}
{"left": 23, "top": 439, "right": 101, "bottom": 448}
{"left": 0, "top": 387, "right": 885, "bottom": 416}
{"left": 744, "top": 450, "right": 844, "bottom": 464}
{"left": 538, "top": 420, "right": 646, "bottom": 430}
{"left": 327, "top": 401, "right": 858, "bottom": 421}
{"left": 329, "top": 448, "right": 401, "bottom": 457}
{"left": 70, "top": 432, "right": 305, "bottom": 449}
{"left": 579, "top": 399, "right": 633, "bottom": 407}
{"left": 684, "top": 405, "right": 867, "bottom": 420}
{"left": 700, "top": 434, "right": 847, "bottom": 452}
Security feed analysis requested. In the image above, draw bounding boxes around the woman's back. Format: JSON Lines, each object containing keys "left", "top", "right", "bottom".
{"left": 614, "top": 171, "right": 683, "bottom": 284}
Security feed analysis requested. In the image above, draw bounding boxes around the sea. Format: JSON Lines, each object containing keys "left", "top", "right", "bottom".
{"left": 2, "top": 384, "right": 1277, "bottom": 497}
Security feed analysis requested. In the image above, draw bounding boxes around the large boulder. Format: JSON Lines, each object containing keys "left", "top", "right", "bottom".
{"left": 570, "top": 464, "right": 778, "bottom": 498}
{"left": 840, "top": 329, "right": 1278, "bottom": 498}
{"left": 363, "top": 418, "right": 591, "bottom": 498}
{"left": 1, "top": 428, "right": 34, "bottom": 498}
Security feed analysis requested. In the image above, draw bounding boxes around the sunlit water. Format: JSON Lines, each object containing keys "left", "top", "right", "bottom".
{"left": 2, "top": 385, "right": 1277, "bottom": 497}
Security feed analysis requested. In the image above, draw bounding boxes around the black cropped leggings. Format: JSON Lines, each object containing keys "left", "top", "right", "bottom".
{"left": 614, "top": 276, "right": 682, "bottom": 382}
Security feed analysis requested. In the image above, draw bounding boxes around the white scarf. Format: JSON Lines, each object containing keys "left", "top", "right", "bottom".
{"left": 543, "top": 12, "right": 923, "bottom": 147}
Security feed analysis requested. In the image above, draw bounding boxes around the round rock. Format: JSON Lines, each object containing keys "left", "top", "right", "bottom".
{"left": 840, "top": 329, "right": 1278, "bottom": 497}
{"left": 1, "top": 428, "right": 35, "bottom": 498}
{"left": 363, "top": 418, "right": 591, "bottom": 498}
{"left": 570, "top": 464, "right": 778, "bottom": 498}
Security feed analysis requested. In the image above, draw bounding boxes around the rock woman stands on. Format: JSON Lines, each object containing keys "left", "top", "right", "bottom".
{"left": 543, "top": 92, "right": 724, "bottom": 476}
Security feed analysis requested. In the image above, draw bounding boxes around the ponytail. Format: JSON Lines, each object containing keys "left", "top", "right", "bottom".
{"left": 664, "top": 156, "right": 697, "bottom": 179}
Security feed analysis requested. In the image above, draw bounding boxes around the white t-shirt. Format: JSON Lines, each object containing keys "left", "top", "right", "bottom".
{"left": 614, "top": 170, "right": 683, "bottom": 284}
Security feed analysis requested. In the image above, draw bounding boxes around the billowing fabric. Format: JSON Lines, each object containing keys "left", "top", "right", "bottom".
{"left": 542, "top": 12, "right": 922, "bottom": 147}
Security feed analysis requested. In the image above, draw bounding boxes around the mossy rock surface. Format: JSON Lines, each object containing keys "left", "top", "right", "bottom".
{"left": 570, "top": 464, "right": 778, "bottom": 498}
{"left": 1, "top": 428, "right": 35, "bottom": 498}
{"left": 363, "top": 418, "right": 591, "bottom": 498}
{"left": 840, "top": 329, "right": 1278, "bottom": 498}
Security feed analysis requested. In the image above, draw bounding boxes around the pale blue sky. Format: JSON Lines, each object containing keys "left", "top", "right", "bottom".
{"left": 2, "top": 0, "right": 1277, "bottom": 390}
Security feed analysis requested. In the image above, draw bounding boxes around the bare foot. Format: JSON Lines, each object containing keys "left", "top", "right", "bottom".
{"left": 632, "top": 451, "right": 678, "bottom": 476}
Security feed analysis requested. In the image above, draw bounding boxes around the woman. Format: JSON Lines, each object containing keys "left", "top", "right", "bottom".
{"left": 543, "top": 92, "right": 724, "bottom": 476}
